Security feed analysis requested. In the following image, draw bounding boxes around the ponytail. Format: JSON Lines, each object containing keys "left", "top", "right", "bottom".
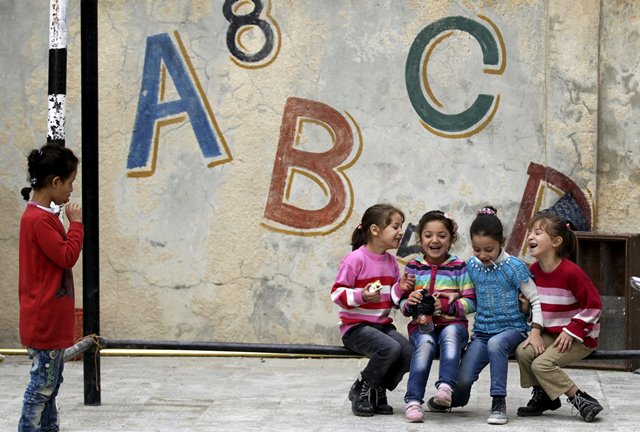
{"left": 22, "top": 144, "right": 78, "bottom": 200}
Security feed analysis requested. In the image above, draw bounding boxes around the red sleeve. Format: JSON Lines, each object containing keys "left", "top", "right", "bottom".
{"left": 34, "top": 217, "right": 84, "bottom": 269}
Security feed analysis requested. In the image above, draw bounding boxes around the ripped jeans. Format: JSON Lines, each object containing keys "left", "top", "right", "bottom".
{"left": 18, "top": 348, "right": 65, "bottom": 432}
{"left": 404, "top": 324, "right": 468, "bottom": 404}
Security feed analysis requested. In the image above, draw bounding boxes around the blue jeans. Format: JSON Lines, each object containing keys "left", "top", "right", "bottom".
{"left": 452, "top": 330, "right": 527, "bottom": 407}
{"left": 404, "top": 324, "right": 468, "bottom": 404}
{"left": 342, "top": 324, "right": 413, "bottom": 390}
{"left": 18, "top": 348, "right": 65, "bottom": 432}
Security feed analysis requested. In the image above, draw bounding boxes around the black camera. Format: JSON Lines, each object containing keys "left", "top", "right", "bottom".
{"left": 413, "top": 288, "right": 435, "bottom": 318}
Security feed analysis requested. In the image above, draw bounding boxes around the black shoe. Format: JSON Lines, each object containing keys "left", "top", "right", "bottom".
{"left": 371, "top": 387, "right": 393, "bottom": 415}
{"left": 487, "top": 397, "right": 508, "bottom": 425}
{"left": 568, "top": 390, "right": 603, "bottom": 422}
{"left": 348, "top": 377, "right": 374, "bottom": 417}
{"left": 427, "top": 397, "right": 452, "bottom": 413}
{"left": 517, "top": 386, "right": 562, "bottom": 417}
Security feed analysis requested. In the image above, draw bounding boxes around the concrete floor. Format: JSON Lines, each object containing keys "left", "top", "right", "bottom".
{"left": 0, "top": 354, "right": 637, "bottom": 431}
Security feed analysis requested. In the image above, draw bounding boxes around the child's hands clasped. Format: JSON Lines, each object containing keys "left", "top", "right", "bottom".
{"left": 65, "top": 202, "right": 82, "bottom": 223}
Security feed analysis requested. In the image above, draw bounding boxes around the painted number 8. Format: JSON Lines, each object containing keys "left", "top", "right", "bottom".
{"left": 223, "top": 0, "right": 275, "bottom": 63}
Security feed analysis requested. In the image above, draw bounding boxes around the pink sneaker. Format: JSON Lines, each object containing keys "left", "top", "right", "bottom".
{"left": 433, "top": 383, "right": 452, "bottom": 407}
{"left": 405, "top": 401, "right": 424, "bottom": 423}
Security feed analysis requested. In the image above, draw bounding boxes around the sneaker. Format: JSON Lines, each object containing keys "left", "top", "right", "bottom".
{"left": 517, "top": 386, "right": 562, "bottom": 417}
{"left": 433, "top": 383, "right": 453, "bottom": 407}
{"left": 487, "top": 397, "right": 508, "bottom": 425}
{"left": 348, "top": 377, "right": 374, "bottom": 417}
{"left": 405, "top": 401, "right": 424, "bottom": 423}
{"left": 371, "top": 386, "right": 393, "bottom": 415}
{"left": 427, "top": 397, "right": 451, "bottom": 413}
{"left": 568, "top": 390, "right": 603, "bottom": 422}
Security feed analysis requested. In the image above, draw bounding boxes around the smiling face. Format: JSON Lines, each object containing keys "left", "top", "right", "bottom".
{"left": 471, "top": 234, "right": 501, "bottom": 266}
{"left": 419, "top": 220, "right": 451, "bottom": 265}
{"left": 374, "top": 212, "right": 405, "bottom": 251}
{"left": 527, "top": 220, "right": 559, "bottom": 260}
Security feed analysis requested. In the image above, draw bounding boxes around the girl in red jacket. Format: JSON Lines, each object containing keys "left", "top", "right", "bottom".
{"left": 18, "top": 144, "right": 83, "bottom": 432}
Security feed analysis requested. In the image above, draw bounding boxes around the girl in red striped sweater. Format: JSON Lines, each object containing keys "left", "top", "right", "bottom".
{"left": 515, "top": 212, "right": 603, "bottom": 422}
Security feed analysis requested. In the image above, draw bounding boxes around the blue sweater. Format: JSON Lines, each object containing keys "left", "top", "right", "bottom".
{"left": 466, "top": 253, "right": 532, "bottom": 334}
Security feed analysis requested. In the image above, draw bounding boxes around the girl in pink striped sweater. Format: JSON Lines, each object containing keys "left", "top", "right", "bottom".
{"left": 515, "top": 212, "right": 603, "bottom": 422}
{"left": 331, "top": 203, "right": 415, "bottom": 417}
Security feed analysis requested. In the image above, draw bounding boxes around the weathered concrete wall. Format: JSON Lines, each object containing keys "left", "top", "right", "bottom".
{"left": 0, "top": 0, "right": 637, "bottom": 347}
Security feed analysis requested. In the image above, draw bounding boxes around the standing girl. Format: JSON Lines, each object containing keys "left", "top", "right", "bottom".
{"left": 331, "top": 204, "right": 415, "bottom": 417}
{"left": 401, "top": 210, "right": 476, "bottom": 423}
{"left": 18, "top": 144, "right": 83, "bottom": 432}
{"left": 515, "top": 212, "right": 603, "bottom": 422}
{"left": 439, "top": 207, "right": 544, "bottom": 425}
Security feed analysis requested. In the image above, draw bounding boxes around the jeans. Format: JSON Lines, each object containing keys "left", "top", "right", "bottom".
{"left": 404, "top": 324, "right": 468, "bottom": 404}
{"left": 18, "top": 348, "right": 65, "bottom": 432}
{"left": 452, "top": 330, "right": 526, "bottom": 407}
{"left": 342, "top": 324, "right": 413, "bottom": 390}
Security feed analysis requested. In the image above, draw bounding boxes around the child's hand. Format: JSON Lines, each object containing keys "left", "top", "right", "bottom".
{"left": 521, "top": 330, "right": 545, "bottom": 355}
{"left": 399, "top": 272, "right": 416, "bottom": 293}
{"left": 362, "top": 283, "right": 381, "bottom": 303}
{"left": 519, "top": 293, "right": 531, "bottom": 316}
{"left": 551, "top": 331, "right": 574, "bottom": 353}
{"left": 434, "top": 291, "right": 460, "bottom": 301}
{"left": 406, "top": 289, "right": 422, "bottom": 306}
{"left": 65, "top": 202, "right": 82, "bottom": 223}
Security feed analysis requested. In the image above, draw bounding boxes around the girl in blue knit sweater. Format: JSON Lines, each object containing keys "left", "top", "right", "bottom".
{"left": 430, "top": 207, "right": 544, "bottom": 425}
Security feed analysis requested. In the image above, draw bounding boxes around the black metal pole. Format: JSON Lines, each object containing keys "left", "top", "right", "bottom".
{"left": 101, "top": 338, "right": 360, "bottom": 356}
{"left": 81, "top": 0, "right": 100, "bottom": 406}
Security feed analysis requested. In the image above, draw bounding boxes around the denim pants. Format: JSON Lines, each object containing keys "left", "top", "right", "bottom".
{"left": 451, "top": 330, "right": 526, "bottom": 407}
{"left": 18, "top": 348, "right": 65, "bottom": 432}
{"left": 404, "top": 323, "right": 468, "bottom": 404}
{"left": 342, "top": 324, "right": 413, "bottom": 390}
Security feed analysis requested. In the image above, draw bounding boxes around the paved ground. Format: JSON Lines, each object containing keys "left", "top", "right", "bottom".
{"left": 0, "top": 353, "right": 638, "bottom": 431}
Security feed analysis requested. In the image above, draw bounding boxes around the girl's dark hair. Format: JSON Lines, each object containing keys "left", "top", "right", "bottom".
{"left": 21, "top": 144, "right": 79, "bottom": 201}
{"left": 351, "top": 204, "right": 405, "bottom": 251}
{"left": 469, "top": 206, "right": 504, "bottom": 244}
{"left": 416, "top": 210, "right": 459, "bottom": 245}
{"left": 529, "top": 211, "right": 578, "bottom": 262}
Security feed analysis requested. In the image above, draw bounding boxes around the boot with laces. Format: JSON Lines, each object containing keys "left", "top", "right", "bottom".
{"left": 348, "top": 377, "right": 374, "bottom": 417}
{"left": 370, "top": 386, "right": 393, "bottom": 415}
{"left": 487, "top": 397, "right": 508, "bottom": 425}
{"left": 568, "top": 390, "right": 603, "bottom": 422}
{"left": 517, "top": 386, "right": 561, "bottom": 416}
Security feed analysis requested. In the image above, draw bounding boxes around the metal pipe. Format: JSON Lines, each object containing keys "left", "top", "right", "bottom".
{"left": 47, "top": 0, "right": 67, "bottom": 145}
{"left": 81, "top": 0, "right": 100, "bottom": 407}
{"left": 100, "top": 338, "right": 358, "bottom": 357}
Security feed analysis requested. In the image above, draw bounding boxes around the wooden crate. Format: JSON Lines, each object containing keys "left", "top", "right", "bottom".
{"left": 571, "top": 233, "right": 640, "bottom": 371}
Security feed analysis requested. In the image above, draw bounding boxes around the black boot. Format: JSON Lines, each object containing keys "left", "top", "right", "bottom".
{"left": 348, "top": 377, "right": 374, "bottom": 417}
{"left": 568, "top": 390, "right": 603, "bottom": 422}
{"left": 370, "top": 386, "right": 393, "bottom": 415}
{"left": 517, "top": 386, "right": 562, "bottom": 417}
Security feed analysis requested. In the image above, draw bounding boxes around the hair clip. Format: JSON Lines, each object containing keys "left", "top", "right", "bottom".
{"left": 443, "top": 212, "right": 454, "bottom": 221}
{"left": 30, "top": 177, "right": 37, "bottom": 186}
{"left": 357, "top": 223, "right": 362, "bottom": 230}
{"left": 477, "top": 207, "right": 496, "bottom": 216}
{"left": 566, "top": 222, "right": 572, "bottom": 231}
